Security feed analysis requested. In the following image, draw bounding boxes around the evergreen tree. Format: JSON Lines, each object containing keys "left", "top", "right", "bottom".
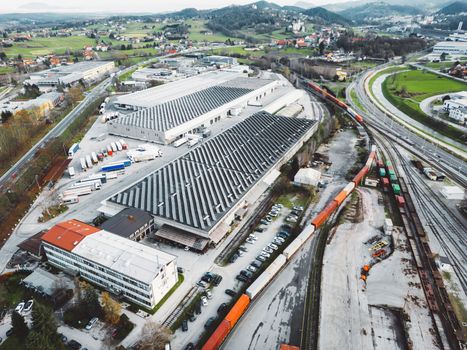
{"left": 11, "top": 311, "right": 29, "bottom": 337}
{"left": 26, "top": 303, "right": 62, "bottom": 350}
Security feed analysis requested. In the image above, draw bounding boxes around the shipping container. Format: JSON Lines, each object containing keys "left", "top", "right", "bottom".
{"left": 382, "top": 178, "right": 389, "bottom": 187}
{"left": 385, "top": 161, "right": 392, "bottom": 167}
{"left": 201, "top": 320, "right": 231, "bottom": 350}
{"left": 334, "top": 183, "right": 355, "bottom": 206}
{"left": 246, "top": 255, "right": 286, "bottom": 299}
{"left": 396, "top": 195, "right": 405, "bottom": 208}
{"left": 379, "top": 168, "right": 386, "bottom": 177}
{"left": 80, "top": 158, "right": 87, "bottom": 171}
{"left": 392, "top": 184, "right": 401, "bottom": 195}
{"left": 365, "top": 152, "right": 375, "bottom": 168}
{"left": 282, "top": 237, "right": 305, "bottom": 260}
{"left": 376, "top": 160, "right": 383, "bottom": 168}
{"left": 388, "top": 169, "right": 395, "bottom": 177}
{"left": 68, "top": 166, "right": 75, "bottom": 178}
{"left": 311, "top": 200, "right": 339, "bottom": 229}
{"left": 67, "top": 143, "right": 80, "bottom": 159}
{"left": 389, "top": 174, "right": 398, "bottom": 183}
{"left": 225, "top": 294, "right": 250, "bottom": 327}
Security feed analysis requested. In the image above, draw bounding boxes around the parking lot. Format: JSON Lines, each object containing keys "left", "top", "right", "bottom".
{"left": 169, "top": 203, "right": 300, "bottom": 349}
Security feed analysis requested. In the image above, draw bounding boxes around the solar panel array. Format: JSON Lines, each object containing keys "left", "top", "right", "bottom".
{"left": 113, "top": 86, "right": 253, "bottom": 132}
{"left": 109, "top": 112, "right": 315, "bottom": 232}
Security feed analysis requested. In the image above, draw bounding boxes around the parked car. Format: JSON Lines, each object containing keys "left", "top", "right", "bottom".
{"left": 225, "top": 289, "right": 236, "bottom": 296}
{"left": 247, "top": 265, "right": 257, "bottom": 273}
{"left": 184, "top": 343, "right": 194, "bottom": 350}
{"left": 201, "top": 296, "right": 208, "bottom": 306}
{"left": 251, "top": 260, "right": 262, "bottom": 269}
{"left": 236, "top": 274, "right": 248, "bottom": 282}
{"left": 264, "top": 216, "right": 272, "bottom": 222}
{"left": 205, "top": 290, "right": 213, "bottom": 300}
{"left": 85, "top": 317, "right": 98, "bottom": 330}
{"left": 229, "top": 253, "right": 239, "bottom": 263}
{"left": 217, "top": 303, "right": 228, "bottom": 314}
{"left": 239, "top": 245, "right": 248, "bottom": 252}
{"left": 240, "top": 270, "right": 253, "bottom": 278}
{"left": 269, "top": 211, "right": 278, "bottom": 217}
{"left": 68, "top": 340, "right": 82, "bottom": 350}
{"left": 246, "top": 238, "right": 255, "bottom": 244}
{"left": 60, "top": 334, "right": 67, "bottom": 343}
{"left": 248, "top": 234, "right": 257, "bottom": 240}
{"left": 269, "top": 243, "right": 279, "bottom": 250}
{"left": 177, "top": 267, "right": 185, "bottom": 274}
{"left": 257, "top": 255, "right": 267, "bottom": 262}
{"left": 285, "top": 216, "right": 298, "bottom": 223}
{"left": 212, "top": 274, "right": 223, "bottom": 286}
{"left": 273, "top": 238, "right": 283, "bottom": 245}
{"left": 260, "top": 219, "right": 270, "bottom": 225}
{"left": 281, "top": 224, "right": 292, "bottom": 232}
{"left": 293, "top": 205, "right": 304, "bottom": 211}
{"left": 238, "top": 250, "right": 245, "bottom": 257}
{"left": 254, "top": 226, "right": 265, "bottom": 233}
{"left": 188, "top": 312, "right": 197, "bottom": 322}
{"left": 6, "top": 328, "right": 13, "bottom": 337}
{"left": 196, "top": 280, "right": 208, "bottom": 288}
{"left": 201, "top": 272, "right": 214, "bottom": 283}
{"left": 275, "top": 236, "right": 285, "bottom": 243}
{"left": 260, "top": 251, "right": 271, "bottom": 258}
{"left": 23, "top": 299, "right": 33, "bottom": 313}
{"left": 291, "top": 210, "right": 301, "bottom": 217}
{"left": 182, "top": 320, "right": 188, "bottom": 332}
{"left": 263, "top": 246, "right": 273, "bottom": 254}
{"left": 205, "top": 317, "right": 215, "bottom": 329}
{"left": 15, "top": 302, "right": 25, "bottom": 313}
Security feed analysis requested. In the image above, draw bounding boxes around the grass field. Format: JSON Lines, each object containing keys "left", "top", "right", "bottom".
{"left": 423, "top": 61, "right": 457, "bottom": 70}
{"left": 382, "top": 70, "right": 467, "bottom": 143}
{"left": 3, "top": 36, "right": 96, "bottom": 58}
{"left": 186, "top": 19, "right": 241, "bottom": 42}
{"left": 0, "top": 66, "right": 14, "bottom": 75}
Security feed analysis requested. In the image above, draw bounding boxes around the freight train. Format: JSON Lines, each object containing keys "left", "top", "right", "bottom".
{"left": 202, "top": 81, "right": 378, "bottom": 350}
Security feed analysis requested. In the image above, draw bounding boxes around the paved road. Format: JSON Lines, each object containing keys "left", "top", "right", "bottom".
{"left": 347, "top": 67, "right": 467, "bottom": 187}
{"left": 0, "top": 77, "right": 111, "bottom": 189}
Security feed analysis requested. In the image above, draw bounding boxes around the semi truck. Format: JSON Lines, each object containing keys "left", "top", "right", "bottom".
{"left": 173, "top": 137, "right": 188, "bottom": 147}
{"left": 85, "top": 155, "right": 93, "bottom": 169}
{"left": 80, "top": 158, "right": 87, "bottom": 171}
{"left": 70, "top": 181, "right": 101, "bottom": 191}
{"left": 61, "top": 195, "right": 79, "bottom": 204}
{"left": 91, "top": 152, "right": 98, "bottom": 164}
{"left": 79, "top": 174, "right": 107, "bottom": 184}
{"left": 68, "top": 166, "right": 76, "bottom": 178}
{"left": 188, "top": 138, "right": 199, "bottom": 147}
{"left": 115, "top": 141, "right": 123, "bottom": 151}
{"left": 62, "top": 187, "right": 92, "bottom": 197}
{"left": 118, "top": 139, "right": 128, "bottom": 150}
{"left": 68, "top": 143, "right": 80, "bottom": 159}
{"left": 101, "top": 163, "right": 125, "bottom": 172}
{"left": 127, "top": 149, "right": 161, "bottom": 162}
{"left": 110, "top": 142, "right": 117, "bottom": 152}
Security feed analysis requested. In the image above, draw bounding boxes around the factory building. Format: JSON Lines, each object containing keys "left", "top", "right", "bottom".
{"left": 433, "top": 41, "right": 467, "bottom": 55}
{"left": 41, "top": 219, "right": 178, "bottom": 309}
{"left": 25, "top": 61, "right": 115, "bottom": 88}
{"left": 101, "top": 112, "right": 317, "bottom": 250}
{"left": 108, "top": 75, "right": 280, "bottom": 145}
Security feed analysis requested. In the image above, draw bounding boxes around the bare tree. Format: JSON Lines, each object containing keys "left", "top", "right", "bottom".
{"left": 139, "top": 321, "right": 172, "bottom": 350}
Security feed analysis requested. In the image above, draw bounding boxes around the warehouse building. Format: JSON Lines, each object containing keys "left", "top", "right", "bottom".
{"left": 108, "top": 75, "right": 279, "bottom": 145}
{"left": 101, "top": 112, "right": 317, "bottom": 249}
{"left": 25, "top": 61, "right": 115, "bottom": 88}
{"left": 41, "top": 219, "right": 178, "bottom": 309}
{"left": 433, "top": 41, "right": 467, "bottom": 55}
{"left": 99, "top": 207, "right": 155, "bottom": 241}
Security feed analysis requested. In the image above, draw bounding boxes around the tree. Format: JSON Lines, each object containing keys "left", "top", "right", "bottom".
{"left": 11, "top": 311, "right": 29, "bottom": 337}
{"left": 440, "top": 52, "right": 448, "bottom": 61}
{"left": 101, "top": 292, "right": 121, "bottom": 325}
{"left": 26, "top": 303, "right": 63, "bottom": 350}
{"left": 139, "top": 321, "right": 172, "bottom": 350}
{"left": 68, "top": 87, "right": 84, "bottom": 104}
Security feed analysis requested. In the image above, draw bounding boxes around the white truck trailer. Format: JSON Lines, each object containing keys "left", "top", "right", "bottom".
{"left": 80, "top": 158, "right": 87, "bottom": 171}
{"left": 91, "top": 152, "right": 98, "bottom": 164}
{"left": 85, "top": 155, "right": 93, "bottom": 169}
{"left": 173, "top": 137, "right": 188, "bottom": 147}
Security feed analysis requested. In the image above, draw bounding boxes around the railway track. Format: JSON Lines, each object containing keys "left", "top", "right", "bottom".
{"left": 373, "top": 131, "right": 463, "bottom": 350}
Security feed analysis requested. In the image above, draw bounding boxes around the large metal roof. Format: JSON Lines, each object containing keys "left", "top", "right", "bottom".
{"left": 109, "top": 112, "right": 315, "bottom": 233}
{"left": 111, "top": 85, "right": 253, "bottom": 132}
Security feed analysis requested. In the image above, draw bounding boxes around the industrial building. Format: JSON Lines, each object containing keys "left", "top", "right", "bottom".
{"left": 294, "top": 168, "right": 321, "bottom": 187}
{"left": 101, "top": 112, "right": 317, "bottom": 249}
{"left": 99, "top": 207, "right": 155, "bottom": 241}
{"left": 108, "top": 73, "right": 280, "bottom": 144}
{"left": 3, "top": 91, "right": 64, "bottom": 118}
{"left": 25, "top": 61, "right": 115, "bottom": 88}
{"left": 433, "top": 41, "right": 467, "bottom": 55}
{"left": 41, "top": 219, "right": 178, "bottom": 308}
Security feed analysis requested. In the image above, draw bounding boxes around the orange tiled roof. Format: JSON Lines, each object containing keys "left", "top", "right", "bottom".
{"left": 41, "top": 219, "right": 100, "bottom": 251}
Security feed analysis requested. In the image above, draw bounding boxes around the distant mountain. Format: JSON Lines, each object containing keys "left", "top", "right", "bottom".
{"left": 303, "top": 7, "right": 352, "bottom": 25}
{"left": 341, "top": 1, "right": 423, "bottom": 21}
{"left": 324, "top": 0, "right": 452, "bottom": 12}
{"left": 294, "top": 1, "right": 315, "bottom": 9}
{"left": 437, "top": 1, "right": 467, "bottom": 14}
{"left": 251, "top": 1, "right": 282, "bottom": 10}
{"left": 169, "top": 8, "right": 202, "bottom": 19}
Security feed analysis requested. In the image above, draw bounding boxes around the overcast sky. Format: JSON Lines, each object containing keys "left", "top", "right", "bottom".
{"left": 2, "top": 0, "right": 348, "bottom": 14}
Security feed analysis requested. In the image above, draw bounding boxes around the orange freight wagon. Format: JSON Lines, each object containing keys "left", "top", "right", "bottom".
{"left": 225, "top": 294, "right": 250, "bottom": 328}
{"left": 202, "top": 320, "right": 230, "bottom": 350}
